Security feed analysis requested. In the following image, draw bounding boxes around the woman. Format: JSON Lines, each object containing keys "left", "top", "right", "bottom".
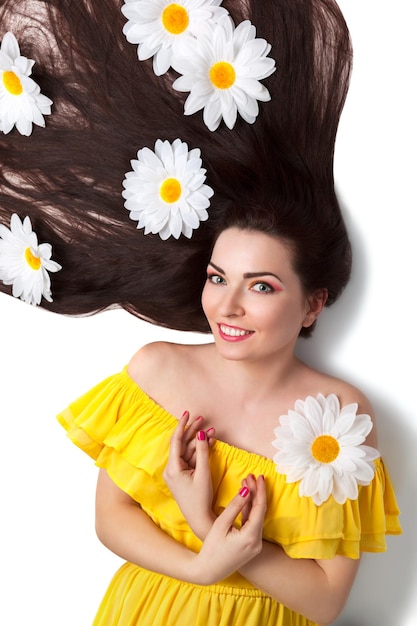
{"left": 56, "top": 216, "right": 400, "bottom": 625}
{"left": 0, "top": 1, "right": 401, "bottom": 624}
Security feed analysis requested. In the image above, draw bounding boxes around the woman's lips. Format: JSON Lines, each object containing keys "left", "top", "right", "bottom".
{"left": 218, "top": 323, "right": 254, "bottom": 342}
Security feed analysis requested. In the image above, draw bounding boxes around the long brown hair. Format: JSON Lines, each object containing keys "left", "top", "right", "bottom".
{"left": 0, "top": 0, "right": 352, "bottom": 333}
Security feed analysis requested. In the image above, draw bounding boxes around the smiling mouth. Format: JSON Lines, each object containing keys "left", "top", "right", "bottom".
{"left": 218, "top": 324, "right": 253, "bottom": 338}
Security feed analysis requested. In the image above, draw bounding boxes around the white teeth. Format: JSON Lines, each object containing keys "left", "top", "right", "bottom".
{"left": 220, "top": 324, "right": 251, "bottom": 337}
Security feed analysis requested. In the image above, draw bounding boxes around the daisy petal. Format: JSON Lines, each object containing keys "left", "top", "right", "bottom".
{"left": 123, "top": 138, "right": 213, "bottom": 239}
{"left": 0, "top": 213, "right": 61, "bottom": 305}
{"left": 0, "top": 32, "right": 53, "bottom": 136}
{"left": 171, "top": 15, "right": 276, "bottom": 130}
{"left": 273, "top": 392, "right": 380, "bottom": 505}
{"left": 121, "top": 0, "right": 229, "bottom": 75}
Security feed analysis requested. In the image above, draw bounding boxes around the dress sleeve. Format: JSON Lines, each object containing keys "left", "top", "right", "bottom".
{"left": 260, "top": 457, "right": 402, "bottom": 560}
{"left": 56, "top": 368, "right": 176, "bottom": 504}
{"left": 57, "top": 368, "right": 142, "bottom": 459}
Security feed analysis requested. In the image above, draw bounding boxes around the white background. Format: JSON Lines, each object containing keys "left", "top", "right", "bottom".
{"left": 1, "top": 2, "right": 416, "bottom": 624}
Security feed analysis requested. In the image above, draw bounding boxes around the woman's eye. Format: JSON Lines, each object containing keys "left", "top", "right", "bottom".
{"left": 207, "top": 274, "right": 225, "bottom": 285}
{"left": 252, "top": 282, "right": 274, "bottom": 293}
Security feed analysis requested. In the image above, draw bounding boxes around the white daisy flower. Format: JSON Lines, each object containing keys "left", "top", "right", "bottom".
{"left": 121, "top": 0, "right": 228, "bottom": 76}
{"left": 272, "top": 394, "right": 380, "bottom": 506}
{"left": 122, "top": 138, "right": 214, "bottom": 240}
{"left": 0, "top": 32, "right": 53, "bottom": 136}
{"left": 171, "top": 14, "right": 276, "bottom": 131}
{"left": 0, "top": 214, "right": 62, "bottom": 306}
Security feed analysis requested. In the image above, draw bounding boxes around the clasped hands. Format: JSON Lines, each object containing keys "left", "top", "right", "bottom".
{"left": 163, "top": 412, "right": 267, "bottom": 585}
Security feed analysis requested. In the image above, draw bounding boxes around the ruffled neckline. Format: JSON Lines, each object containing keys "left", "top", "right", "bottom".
{"left": 121, "top": 365, "right": 277, "bottom": 471}
{"left": 57, "top": 366, "right": 402, "bottom": 559}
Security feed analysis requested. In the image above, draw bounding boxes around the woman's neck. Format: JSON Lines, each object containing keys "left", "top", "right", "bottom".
{"left": 207, "top": 344, "right": 307, "bottom": 404}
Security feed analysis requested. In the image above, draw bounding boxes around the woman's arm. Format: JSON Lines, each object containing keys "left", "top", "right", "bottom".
{"left": 95, "top": 469, "right": 199, "bottom": 581}
{"left": 239, "top": 476, "right": 359, "bottom": 625}
{"left": 95, "top": 468, "right": 266, "bottom": 586}
{"left": 163, "top": 420, "right": 360, "bottom": 625}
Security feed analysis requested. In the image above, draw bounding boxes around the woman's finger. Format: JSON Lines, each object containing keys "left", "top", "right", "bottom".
{"left": 244, "top": 476, "right": 267, "bottom": 526}
{"left": 185, "top": 448, "right": 197, "bottom": 467}
{"left": 212, "top": 486, "right": 252, "bottom": 535}
{"left": 240, "top": 477, "right": 252, "bottom": 526}
{"left": 165, "top": 412, "right": 189, "bottom": 473}
{"left": 171, "top": 411, "right": 188, "bottom": 443}
{"left": 183, "top": 414, "right": 203, "bottom": 445}
{"left": 184, "top": 422, "right": 214, "bottom": 466}
{"left": 215, "top": 476, "right": 266, "bottom": 536}
{"left": 206, "top": 427, "right": 216, "bottom": 446}
{"left": 194, "top": 430, "right": 211, "bottom": 481}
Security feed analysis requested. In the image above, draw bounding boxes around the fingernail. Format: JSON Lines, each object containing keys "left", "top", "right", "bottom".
{"left": 182, "top": 410, "right": 188, "bottom": 417}
{"left": 239, "top": 486, "right": 249, "bottom": 498}
{"left": 197, "top": 430, "right": 206, "bottom": 441}
{"left": 206, "top": 427, "right": 215, "bottom": 434}
{"left": 248, "top": 473, "right": 255, "bottom": 480}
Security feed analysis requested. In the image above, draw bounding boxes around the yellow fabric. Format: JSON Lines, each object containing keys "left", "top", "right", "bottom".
{"left": 57, "top": 368, "right": 402, "bottom": 626}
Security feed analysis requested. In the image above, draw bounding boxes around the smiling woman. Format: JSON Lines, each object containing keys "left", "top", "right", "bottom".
{"left": 0, "top": 0, "right": 404, "bottom": 625}
{"left": 201, "top": 228, "right": 326, "bottom": 360}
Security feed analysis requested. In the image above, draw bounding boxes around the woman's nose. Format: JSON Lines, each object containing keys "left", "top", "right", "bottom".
{"left": 220, "top": 288, "right": 245, "bottom": 317}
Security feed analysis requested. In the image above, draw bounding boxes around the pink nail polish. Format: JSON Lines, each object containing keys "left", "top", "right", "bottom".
{"left": 206, "top": 427, "right": 215, "bottom": 434}
{"left": 239, "top": 486, "right": 249, "bottom": 498}
{"left": 197, "top": 430, "right": 206, "bottom": 441}
{"left": 182, "top": 410, "right": 188, "bottom": 417}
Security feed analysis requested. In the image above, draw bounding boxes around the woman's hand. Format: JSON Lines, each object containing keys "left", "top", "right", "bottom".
{"left": 192, "top": 475, "right": 267, "bottom": 585}
{"left": 163, "top": 411, "right": 216, "bottom": 539}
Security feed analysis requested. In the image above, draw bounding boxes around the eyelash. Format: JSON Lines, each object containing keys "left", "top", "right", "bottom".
{"left": 206, "top": 273, "right": 226, "bottom": 285}
{"left": 251, "top": 282, "right": 275, "bottom": 293}
{"left": 206, "top": 274, "right": 276, "bottom": 294}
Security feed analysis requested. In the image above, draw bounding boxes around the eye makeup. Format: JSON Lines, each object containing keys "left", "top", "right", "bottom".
{"left": 208, "top": 261, "right": 284, "bottom": 292}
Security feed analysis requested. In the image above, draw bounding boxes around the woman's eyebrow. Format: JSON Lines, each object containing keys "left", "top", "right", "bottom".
{"left": 208, "top": 261, "right": 225, "bottom": 274}
{"left": 243, "top": 271, "right": 282, "bottom": 281}
{"left": 209, "top": 262, "right": 282, "bottom": 282}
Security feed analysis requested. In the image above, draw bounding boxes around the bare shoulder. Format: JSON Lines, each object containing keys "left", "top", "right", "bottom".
{"left": 328, "top": 377, "right": 374, "bottom": 415}
{"left": 127, "top": 341, "right": 213, "bottom": 402}
{"left": 128, "top": 341, "right": 182, "bottom": 387}
{"left": 311, "top": 369, "right": 378, "bottom": 447}
{"left": 336, "top": 379, "right": 378, "bottom": 448}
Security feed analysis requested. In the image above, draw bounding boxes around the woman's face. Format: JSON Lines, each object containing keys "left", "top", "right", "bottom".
{"left": 201, "top": 228, "right": 324, "bottom": 363}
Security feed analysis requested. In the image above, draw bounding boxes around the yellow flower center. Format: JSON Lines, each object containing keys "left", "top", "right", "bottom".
{"left": 209, "top": 61, "right": 236, "bottom": 89}
{"left": 160, "top": 178, "right": 182, "bottom": 203}
{"left": 24, "top": 247, "right": 42, "bottom": 270}
{"left": 311, "top": 435, "right": 340, "bottom": 464}
{"left": 2, "top": 70, "right": 23, "bottom": 95}
{"left": 162, "top": 3, "right": 189, "bottom": 35}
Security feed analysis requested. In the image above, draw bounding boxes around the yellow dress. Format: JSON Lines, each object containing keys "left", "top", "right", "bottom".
{"left": 57, "top": 368, "right": 401, "bottom": 626}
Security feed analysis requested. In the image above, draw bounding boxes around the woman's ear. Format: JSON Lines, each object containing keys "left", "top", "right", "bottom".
{"left": 302, "top": 289, "right": 328, "bottom": 328}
